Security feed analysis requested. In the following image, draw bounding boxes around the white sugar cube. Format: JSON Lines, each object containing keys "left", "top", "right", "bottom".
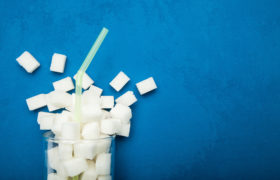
{"left": 56, "top": 162, "right": 68, "bottom": 178}
{"left": 52, "top": 111, "right": 72, "bottom": 135}
{"left": 115, "top": 91, "right": 137, "bottom": 106}
{"left": 61, "top": 122, "right": 80, "bottom": 140}
{"left": 74, "top": 142, "right": 98, "bottom": 160}
{"left": 37, "top": 112, "right": 56, "bottom": 125}
{"left": 110, "top": 104, "right": 132, "bottom": 123}
{"left": 58, "top": 143, "right": 73, "bottom": 160}
{"left": 117, "top": 123, "right": 131, "bottom": 137}
{"left": 101, "top": 110, "right": 111, "bottom": 119}
{"left": 96, "top": 153, "right": 111, "bottom": 175}
{"left": 82, "top": 121, "right": 100, "bottom": 139}
{"left": 136, "top": 77, "right": 157, "bottom": 95}
{"left": 26, "top": 94, "right": 47, "bottom": 111}
{"left": 37, "top": 112, "right": 56, "bottom": 130}
{"left": 82, "top": 91, "right": 102, "bottom": 106}
{"left": 82, "top": 105, "right": 102, "bottom": 123}
{"left": 63, "top": 157, "right": 88, "bottom": 177}
{"left": 109, "top": 71, "right": 130, "bottom": 92}
{"left": 98, "top": 175, "right": 112, "bottom": 180}
{"left": 96, "top": 139, "right": 111, "bottom": 154}
{"left": 100, "top": 119, "right": 121, "bottom": 135}
{"left": 100, "top": 96, "right": 114, "bottom": 109}
{"left": 47, "top": 173, "right": 58, "bottom": 180}
{"left": 53, "top": 77, "right": 74, "bottom": 92}
{"left": 47, "top": 91, "right": 72, "bottom": 110}
{"left": 50, "top": 53, "right": 67, "bottom": 73}
{"left": 81, "top": 165, "right": 98, "bottom": 180}
{"left": 16, "top": 51, "right": 40, "bottom": 73}
{"left": 88, "top": 85, "right": 103, "bottom": 97}
{"left": 47, "top": 147, "right": 59, "bottom": 170}
{"left": 74, "top": 72, "right": 94, "bottom": 90}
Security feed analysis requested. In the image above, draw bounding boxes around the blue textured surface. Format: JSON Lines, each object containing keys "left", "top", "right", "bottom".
{"left": 1, "top": 0, "right": 280, "bottom": 179}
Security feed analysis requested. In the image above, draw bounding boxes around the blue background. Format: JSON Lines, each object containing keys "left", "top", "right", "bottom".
{"left": 0, "top": 0, "right": 280, "bottom": 179}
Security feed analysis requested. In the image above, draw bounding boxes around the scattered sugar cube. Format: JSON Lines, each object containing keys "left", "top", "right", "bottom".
{"left": 81, "top": 165, "right": 98, "bottom": 180}
{"left": 100, "top": 119, "right": 121, "bottom": 135}
{"left": 115, "top": 91, "right": 137, "bottom": 106}
{"left": 26, "top": 94, "right": 47, "bottom": 111}
{"left": 53, "top": 77, "right": 74, "bottom": 92}
{"left": 74, "top": 142, "right": 98, "bottom": 160}
{"left": 16, "top": 51, "right": 40, "bottom": 73}
{"left": 110, "top": 104, "right": 132, "bottom": 124}
{"left": 98, "top": 175, "right": 112, "bottom": 180}
{"left": 47, "top": 91, "right": 72, "bottom": 109}
{"left": 58, "top": 143, "right": 73, "bottom": 160}
{"left": 88, "top": 85, "right": 103, "bottom": 97}
{"left": 63, "top": 157, "right": 88, "bottom": 177}
{"left": 109, "top": 71, "right": 130, "bottom": 92}
{"left": 61, "top": 122, "right": 80, "bottom": 140}
{"left": 56, "top": 162, "right": 68, "bottom": 178}
{"left": 136, "top": 77, "right": 157, "bottom": 95}
{"left": 74, "top": 72, "right": 94, "bottom": 90}
{"left": 37, "top": 112, "right": 56, "bottom": 130}
{"left": 96, "top": 153, "right": 111, "bottom": 175}
{"left": 50, "top": 53, "right": 67, "bottom": 73}
{"left": 37, "top": 112, "right": 56, "bottom": 125}
{"left": 100, "top": 96, "right": 114, "bottom": 109}
{"left": 117, "top": 123, "right": 131, "bottom": 137}
{"left": 82, "top": 121, "right": 100, "bottom": 139}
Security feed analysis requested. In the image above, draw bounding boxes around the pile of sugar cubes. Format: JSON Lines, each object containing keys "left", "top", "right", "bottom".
{"left": 17, "top": 51, "right": 157, "bottom": 180}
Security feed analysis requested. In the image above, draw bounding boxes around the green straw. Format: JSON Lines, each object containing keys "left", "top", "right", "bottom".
{"left": 74, "top": 27, "right": 108, "bottom": 122}
{"left": 73, "top": 28, "right": 108, "bottom": 180}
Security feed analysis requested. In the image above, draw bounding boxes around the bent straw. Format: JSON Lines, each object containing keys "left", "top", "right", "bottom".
{"left": 74, "top": 27, "right": 108, "bottom": 122}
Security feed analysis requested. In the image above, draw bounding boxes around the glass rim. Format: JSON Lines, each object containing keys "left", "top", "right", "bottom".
{"left": 43, "top": 131, "right": 115, "bottom": 143}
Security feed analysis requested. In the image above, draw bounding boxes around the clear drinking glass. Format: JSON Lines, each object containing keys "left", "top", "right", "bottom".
{"left": 43, "top": 131, "right": 115, "bottom": 180}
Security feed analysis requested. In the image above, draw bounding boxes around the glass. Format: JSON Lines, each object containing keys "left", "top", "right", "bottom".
{"left": 43, "top": 131, "right": 115, "bottom": 180}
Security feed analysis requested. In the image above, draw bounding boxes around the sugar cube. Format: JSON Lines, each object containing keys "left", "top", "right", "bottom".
{"left": 47, "top": 147, "right": 59, "bottom": 170}
{"left": 61, "top": 122, "right": 80, "bottom": 140}
{"left": 52, "top": 111, "right": 72, "bottom": 135}
{"left": 16, "top": 51, "right": 40, "bottom": 73}
{"left": 58, "top": 143, "right": 73, "bottom": 160}
{"left": 50, "top": 53, "right": 67, "bottom": 73}
{"left": 109, "top": 71, "right": 130, "bottom": 92}
{"left": 63, "top": 157, "right": 88, "bottom": 177}
{"left": 96, "top": 153, "right": 111, "bottom": 175}
{"left": 53, "top": 77, "right": 74, "bottom": 92}
{"left": 136, "top": 77, "right": 157, "bottom": 95}
{"left": 81, "top": 166, "right": 98, "bottom": 180}
{"left": 74, "top": 141, "right": 98, "bottom": 160}
{"left": 100, "top": 119, "right": 121, "bottom": 135}
{"left": 88, "top": 85, "right": 103, "bottom": 97}
{"left": 117, "top": 123, "right": 131, "bottom": 137}
{"left": 82, "top": 105, "right": 102, "bottom": 123}
{"left": 100, "top": 96, "right": 114, "bottom": 109}
{"left": 110, "top": 104, "right": 132, "bottom": 123}
{"left": 98, "top": 175, "right": 112, "bottom": 180}
{"left": 74, "top": 72, "right": 94, "bottom": 90}
{"left": 101, "top": 110, "right": 111, "bottom": 119}
{"left": 37, "top": 112, "right": 56, "bottom": 130}
{"left": 96, "top": 139, "right": 111, "bottom": 154}
{"left": 26, "top": 94, "right": 47, "bottom": 111}
{"left": 82, "top": 121, "right": 100, "bottom": 139}
{"left": 47, "top": 91, "right": 72, "bottom": 109}
{"left": 115, "top": 91, "right": 137, "bottom": 106}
